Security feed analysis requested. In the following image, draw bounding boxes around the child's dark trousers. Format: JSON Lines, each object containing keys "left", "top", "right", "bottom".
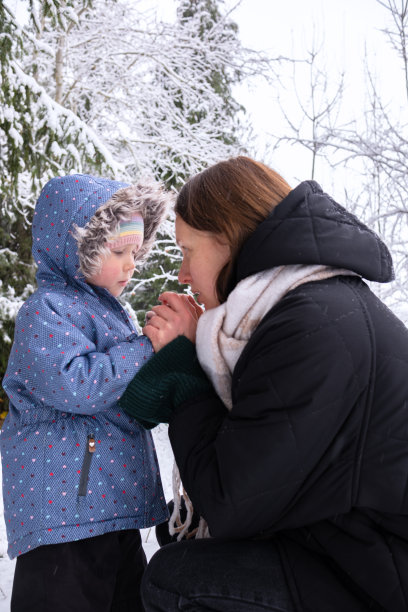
{"left": 11, "top": 529, "right": 146, "bottom": 611}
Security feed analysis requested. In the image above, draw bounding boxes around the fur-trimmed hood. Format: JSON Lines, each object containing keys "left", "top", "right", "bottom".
{"left": 73, "top": 181, "right": 170, "bottom": 279}
{"left": 32, "top": 174, "right": 170, "bottom": 293}
{"left": 33, "top": 175, "right": 129, "bottom": 289}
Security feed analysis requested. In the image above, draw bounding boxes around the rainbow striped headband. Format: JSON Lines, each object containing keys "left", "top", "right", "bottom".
{"left": 106, "top": 214, "right": 144, "bottom": 249}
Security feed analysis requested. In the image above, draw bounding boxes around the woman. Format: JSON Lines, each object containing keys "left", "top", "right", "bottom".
{"left": 119, "top": 156, "right": 408, "bottom": 611}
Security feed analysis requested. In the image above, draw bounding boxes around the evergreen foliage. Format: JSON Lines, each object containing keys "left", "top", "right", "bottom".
{"left": 0, "top": 0, "right": 122, "bottom": 408}
{"left": 152, "top": 0, "right": 244, "bottom": 188}
{"left": 127, "top": 0, "right": 246, "bottom": 315}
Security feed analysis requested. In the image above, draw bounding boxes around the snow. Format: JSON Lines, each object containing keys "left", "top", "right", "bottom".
{"left": 0, "top": 457, "right": 15, "bottom": 610}
{"left": 0, "top": 424, "right": 174, "bottom": 610}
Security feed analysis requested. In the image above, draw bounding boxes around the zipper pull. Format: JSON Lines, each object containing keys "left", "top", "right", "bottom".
{"left": 88, "top": 436, "right": 96, "bottom": 453}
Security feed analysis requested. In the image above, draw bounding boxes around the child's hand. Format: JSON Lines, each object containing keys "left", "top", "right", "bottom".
{"left": 145, "top": 310, "right": 156, "bottom": 325}
{"left": 143, "top": 292, "right": 203, "bottom": 352}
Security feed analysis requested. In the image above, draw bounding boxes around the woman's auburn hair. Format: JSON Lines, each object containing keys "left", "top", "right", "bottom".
{"left": 175, "top": 156, "right": 292, "bottom": 303}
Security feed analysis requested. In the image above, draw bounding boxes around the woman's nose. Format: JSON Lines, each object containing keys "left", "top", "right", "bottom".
{"left": 178, "top": 260, "right": 190, "bottom": 285}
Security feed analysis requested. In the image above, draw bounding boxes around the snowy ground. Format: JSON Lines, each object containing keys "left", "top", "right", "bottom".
{"left": 0, "top": 424, "right": 174, "bottom": 611}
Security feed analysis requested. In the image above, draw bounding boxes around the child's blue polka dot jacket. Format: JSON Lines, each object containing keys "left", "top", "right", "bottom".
{"left": 1, "top": 174, "right": 168, "bottom": 559}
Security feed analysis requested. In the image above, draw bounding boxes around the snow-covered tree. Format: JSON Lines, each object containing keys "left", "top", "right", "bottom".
{"left": 35, "top": 0, "right": 270, "bottom": 184}
{"left": 127, "top": 0, "right": 252, "bottom": 311}
{"left": 151, "top": 0, "right": 245, "bottom": 187}
{"left": 0, "top": 0, "right": 123, "bottom": 407}
{"left": 1, "top": 1, "right": 120, "bottom": 210}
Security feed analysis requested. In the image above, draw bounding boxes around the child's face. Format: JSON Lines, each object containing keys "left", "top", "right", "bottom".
{"left": 86, "top": 243, "right": 140, "bottom": 297}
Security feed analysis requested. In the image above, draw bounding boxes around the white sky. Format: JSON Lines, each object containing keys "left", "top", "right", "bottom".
{"left": 231, "top": 0, "right": 402, "bottom": 183}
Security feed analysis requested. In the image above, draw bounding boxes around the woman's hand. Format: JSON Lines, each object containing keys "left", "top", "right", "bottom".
{"left": 143, "top": 292, "right": 204, "bottom": 352}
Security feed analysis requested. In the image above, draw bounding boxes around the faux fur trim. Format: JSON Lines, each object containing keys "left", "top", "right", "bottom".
{"left": 74, "top": 181, "right": 173, "bottom": 279}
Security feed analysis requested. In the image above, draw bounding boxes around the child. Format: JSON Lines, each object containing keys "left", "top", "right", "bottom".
{"left": 1, "top": 174, "right": 171, "bottom": 611}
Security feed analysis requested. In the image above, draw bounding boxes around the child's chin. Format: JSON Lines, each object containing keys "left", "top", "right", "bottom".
{"left": 111, "top": 288, "right": 123, "bottom": 297}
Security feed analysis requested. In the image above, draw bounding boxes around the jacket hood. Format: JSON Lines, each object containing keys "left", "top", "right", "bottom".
{"left": 32, "top": 174, "right": 130, "bottom": 289}
{"left": 234, "top": 180, "right": 394, "bottom": 286}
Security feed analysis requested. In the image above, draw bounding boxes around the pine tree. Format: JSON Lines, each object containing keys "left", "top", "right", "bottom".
{"left": 0, "top": 0, "right": 120, "bottom": 409}
{"left": 151, "top": 0, "right": 244, "bottom": 189}
{"left": 127, "top": 0, "right": 249, "bottom": 315}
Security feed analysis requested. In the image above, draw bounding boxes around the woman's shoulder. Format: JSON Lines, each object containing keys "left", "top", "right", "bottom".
{"left": 257, "top": 275, "right": 369, "bottom": 341}
{"left": 235, "top": 276, "right": 374, "bottom": 383}
{"left": 232, "top": 276, "right": 375, "bottom": 409}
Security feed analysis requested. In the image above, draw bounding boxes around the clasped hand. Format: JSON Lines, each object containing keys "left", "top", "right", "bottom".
{"left": 143, "top": 292, "right": 204, "bottom": 352}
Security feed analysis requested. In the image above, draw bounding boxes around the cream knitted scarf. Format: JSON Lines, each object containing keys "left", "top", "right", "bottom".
{"left": 170, "top": 264, "right": 356, "bottom": 539}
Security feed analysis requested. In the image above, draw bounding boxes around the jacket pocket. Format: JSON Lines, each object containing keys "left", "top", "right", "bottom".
{"left": 78, "top": 433, "right": 95, "bottom": 497}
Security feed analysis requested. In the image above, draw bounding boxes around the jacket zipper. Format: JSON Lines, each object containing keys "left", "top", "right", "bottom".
{"left": 78, "top": 433, "right": 95, "bottom": 497}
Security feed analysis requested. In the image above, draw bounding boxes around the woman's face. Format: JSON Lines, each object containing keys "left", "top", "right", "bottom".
{"left": 175, "top": 215, "right": 230, "bottom": 310}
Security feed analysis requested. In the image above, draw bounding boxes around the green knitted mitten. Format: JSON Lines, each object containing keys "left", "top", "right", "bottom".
{"left": 119, "top": 335, "right": 211, "bottom": 428}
